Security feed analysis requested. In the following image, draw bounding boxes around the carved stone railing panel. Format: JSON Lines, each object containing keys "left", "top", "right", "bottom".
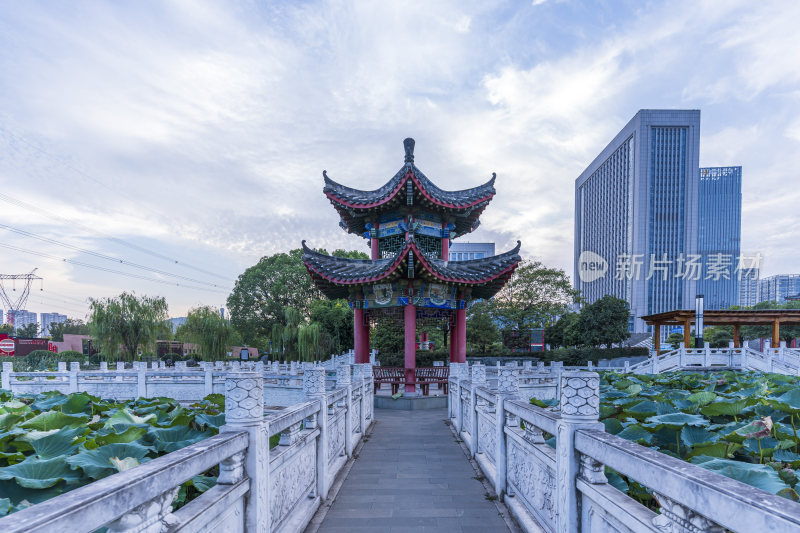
{"left": 351, "top": 397, "right": 362, "bottom": 434}
{"left": 477, "top": 413, "right": 496, "bottom": 463}
{"left": 269, "top": 439, "right": 317, "bottom": 531}
{"left": 327, "top": 411, "right": 346, "bottom": 465}
{"left": 507, "top": 436, "right": 556, "bottom": 531}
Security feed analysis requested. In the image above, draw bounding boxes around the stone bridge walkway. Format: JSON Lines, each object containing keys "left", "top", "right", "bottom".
{"left": 312, "top": 408, "right": 513, "bottom": 533}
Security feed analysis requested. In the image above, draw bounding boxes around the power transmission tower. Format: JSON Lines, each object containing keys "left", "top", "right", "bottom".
{"left": 0, "top": 268, "right": 43, "bottom": 333}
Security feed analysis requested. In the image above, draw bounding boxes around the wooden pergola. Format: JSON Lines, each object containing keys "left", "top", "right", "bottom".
{"left": 640, "top": 309, "right": 800, "bottom": 355}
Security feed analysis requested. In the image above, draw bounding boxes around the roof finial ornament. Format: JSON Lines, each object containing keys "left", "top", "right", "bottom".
{"left": 403, "top": 138, "right": 415, "bottom": 163}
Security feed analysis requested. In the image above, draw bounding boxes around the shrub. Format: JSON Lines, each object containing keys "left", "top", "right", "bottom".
{"left": 536, "top": 347, "right": 648, "bottom": 365}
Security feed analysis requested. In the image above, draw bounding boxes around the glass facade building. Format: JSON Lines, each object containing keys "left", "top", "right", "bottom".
{"left": 575, "top": 110, "right": 701, "bottom": 332}
{"left": 739, "top": 266, "right": 760, "bottom": 307}
{"left": 759, "top": 274, "right": 800, "bottom": 304}
{"left": 697, "top": 166, "right": 742, "bottom": 310}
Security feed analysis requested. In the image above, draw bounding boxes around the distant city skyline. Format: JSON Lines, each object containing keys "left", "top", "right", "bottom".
{"left": 1, "top": 2, "right": 799, "bottom": 316}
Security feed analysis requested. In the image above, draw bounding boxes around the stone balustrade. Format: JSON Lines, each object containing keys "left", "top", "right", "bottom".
{"left": 627, "top": 345, "right": 800, "bottom": 375}
{"left": 0, "top": 362, "right": 374, "bottom": 533}
{"left": 0, "top": 360, "right": 368, "bottom": 407}
{"left": 449, "top": 363, "right": 800, "bottom": 533}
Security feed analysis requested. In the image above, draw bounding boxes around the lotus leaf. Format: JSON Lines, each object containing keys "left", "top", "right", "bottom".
{"left": 66, "top": 443, "right": 151, "bottom": 479}
{"left": 21, "top": 411, "right": 89, "bottom": 431}
{"left": 690, "top": 456, "right": 788, "bottom": 494}
{"left": 0, "top": 455, "right": 82, "bottom": 488}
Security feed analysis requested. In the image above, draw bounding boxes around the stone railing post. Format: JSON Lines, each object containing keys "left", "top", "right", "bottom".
{"left": 555, "top": 371, "right": 602, "bottom": 533}
{"left": 470, "top": 363, "right": 487, "bottom": 457}
{"left": 69, "top": 362, "right": 80, "bottom": 393}
{"left": 495, "top": 365, "right": 519, "bottom": 500}
{"left": 203, "top": 363, "right": 214, "bottom": 397}
{"left": 450, "top": 363, "right": 467, "bottom": 431}
{"left": 115, "top": 361, "right": 125, "bottom": 382}
{"left": 352, "top": 365, "right": 364, "bottom": 435}
{"left": 337, "top": 362, "right": 354, "bottom": 456}
{"left": 137, "top": 364, "right": 147, "bottom": 399}
{"left": 304, "top": 366, "right": 329, "bottom": 500}
{"left": 624, "top": 360, "right": 630, "bottom": 373}
{"left": 355, "top": 363, "right": 371, "bottom": 430}
{"left": 221, "top": 372, "right": 269, "bottom": 531}
{"left": 1, "top": 361, "right": 12, "bottom": 390}
{"left": 58, "top": 361, "right": 67, "bottom": 372}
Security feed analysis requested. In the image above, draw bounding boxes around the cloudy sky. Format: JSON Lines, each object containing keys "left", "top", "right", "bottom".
{"left": 1, "top": 0, "right": 798, "bottom": 319}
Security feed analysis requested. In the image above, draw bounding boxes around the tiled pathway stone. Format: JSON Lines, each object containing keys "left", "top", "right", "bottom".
{"left": 314, "top": 408, "right": 513, "bottom": 533}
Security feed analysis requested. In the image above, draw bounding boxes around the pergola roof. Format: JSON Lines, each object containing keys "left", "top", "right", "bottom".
{"left": 641, "top": 309, "right": 800, "bottom": 326}
{"left": 323, "top": 138, "right": 495, "bottom": 237}
{"left": 302, "top": 238, "right": 521, "bottom": 300}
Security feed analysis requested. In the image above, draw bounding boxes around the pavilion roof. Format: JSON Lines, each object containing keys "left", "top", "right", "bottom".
{"left": 323, "top": 138, "right": 495, "bottom": 237}
{"left": 641, "top": 309, "right": 800, "bottom": 326}
{"left": 301, "top": 238, "right": 521, "bottom": 300}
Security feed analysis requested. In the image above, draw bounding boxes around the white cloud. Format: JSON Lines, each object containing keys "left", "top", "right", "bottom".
{"left": 1, "top": 0, "right": 799, "bottom": 315}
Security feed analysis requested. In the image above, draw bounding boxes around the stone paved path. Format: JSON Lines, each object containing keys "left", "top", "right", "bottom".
{"left": 314, "top": 408, "right": 511, "bottom": 533}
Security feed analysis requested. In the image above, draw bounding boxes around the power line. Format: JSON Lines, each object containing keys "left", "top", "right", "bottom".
{"left": 39, "top": 289, "right": 89, "bottom": 306}
{"left": 0, "top": 223, "right": 231, "bottom": 290}
{"left": 0, "top": 241, "right": 231, "bottom": 295}
{"left": 0, "top": 190, "right": 233, "bottom": 282}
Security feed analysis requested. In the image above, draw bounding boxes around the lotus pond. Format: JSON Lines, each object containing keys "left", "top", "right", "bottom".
{"left": 0, "top": 389, "right": 229, "bottom": 517}
{"left": 534, "top": 371, "right": 800, "bottom": 504}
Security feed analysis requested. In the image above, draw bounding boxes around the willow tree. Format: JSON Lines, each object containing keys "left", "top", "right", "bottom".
{"left": 282, "top": 307, "right": 303, "bottom": 360}
{"left": 298, "top": 323, "right": 321, "bottom": 361}
{"left": 178, "top": 306, "right": 235, "bottom": 361}
{"left": 88, "top": 292, "right": 169, "bottom": 361}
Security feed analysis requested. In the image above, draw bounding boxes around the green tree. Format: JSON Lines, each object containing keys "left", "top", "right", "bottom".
{"left": 177, "top": 306, "right": 235, "bottom": 361}
{"left": 227, "top": 248, "right": 368, "bottom": 348}
{"left": 492, "top": 260, "right": 579, "bottom": 331}
{"left": 88, "top": 292, "right": 169, "bottom": 361}
{"left": 666, "top": 332, "right": 684, "bottom": 349}
{"left": 575, "top": 295, "right": 630, "bottom": 348}
{"left": 0, "top": 324, "right": 12, "bottom": 335}
{"left": 297, "top": 322, "right": 321, "bottom": 361}
{"left": 704, "top": 325, "right": 733, "bottom": 348}
{"left": 48, "top": 318, "right": 90, "bottom": 341}
{"left": 16, "top": 322, "right": 39, "bottom": 338}
{"left": 544, "top": 312, "right": 579, "bottom": 348}
{"left": 466, "top": 300, "right": 499, "bottom": 352}
{"left": 310, "top": 299, "right": 354, "bottom": 355}
{"left": 371, "top": 321, "right": 403, "bottom": 356}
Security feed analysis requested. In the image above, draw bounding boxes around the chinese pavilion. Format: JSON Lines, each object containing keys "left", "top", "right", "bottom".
{"left": 302, "top": 138, "right": 521, "bottom": 392}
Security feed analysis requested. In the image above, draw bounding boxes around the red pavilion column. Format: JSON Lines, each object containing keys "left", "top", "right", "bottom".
{"left": 441, "top": 222, "right": 449, "bottom": 261}
{"left": 404, "top": 287, "right": 416, "bottom": 393}
{"left": 360, "top": 312, "right": 371, "bottom": 363}
{"left": 456, "top": 291, "right": 467, "bottom": 363}
{"left": 371, "top": 222, "right": 380, "bottom": 260}
{"left": 449, "top": 314, "right": 457, "bottom": 362}
{"left": 354, "top": 307, "right": 368, "bottom": 364}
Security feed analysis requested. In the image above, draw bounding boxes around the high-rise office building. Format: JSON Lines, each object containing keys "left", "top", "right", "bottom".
{"left": 759, "top": 274, "right": 800, "bottom": 304}
{"left": 448, "top": 242, "right": 495, "bottom": 262}
{"left": 40, "top": 312, "right": 67, "bottom": 337}
{"left": 6, "top": 310, "right": 38, "bottom": 331}
{"left": 697, "top": 166, "right": 742, "bottom": 310}
{"left": 739, "top": 266, "right": 760, "bottom": 307}
{"left": 575, "top": 109, "right": 701, "bottom": 332}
